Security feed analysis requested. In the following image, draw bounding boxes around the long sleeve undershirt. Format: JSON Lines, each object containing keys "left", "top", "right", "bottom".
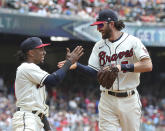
{"left": 43, "top": 60, "right": 72, "bottom": 87}
{"left": 43, "top": 62, "right": 98, "bottom": 87}
{"left": 76, "top": 62, "right": 97, "bottom": 78}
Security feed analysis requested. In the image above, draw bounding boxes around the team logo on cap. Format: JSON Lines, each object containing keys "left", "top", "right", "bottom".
{"left": 108, "top": 18, "right": 111, "bottom": 21}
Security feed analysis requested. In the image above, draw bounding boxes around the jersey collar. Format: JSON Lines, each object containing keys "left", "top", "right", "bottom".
{"left": 110, "top": 32, "right": 124, "bottom": 43}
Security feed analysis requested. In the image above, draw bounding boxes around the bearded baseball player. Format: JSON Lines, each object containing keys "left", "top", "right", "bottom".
{"left": 12, "top": 37, "right": 84, "bottom": 131}
{"left": 58, "top": 9, "right": 153, "bottom": 131}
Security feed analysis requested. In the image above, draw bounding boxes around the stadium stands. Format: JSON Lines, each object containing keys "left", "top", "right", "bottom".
{"left": 1, "top": 85, "right": 165, "bottom": 130}
{"left": 0, "top": 0, "right": 165, "bottom": 22}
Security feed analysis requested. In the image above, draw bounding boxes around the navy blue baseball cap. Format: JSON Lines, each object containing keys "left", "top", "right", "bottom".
{"left": 90, "top": 9, "right": 118, "bottom": 26}
{"left": 20, "top": 37, "right": 50, "bottom": 51}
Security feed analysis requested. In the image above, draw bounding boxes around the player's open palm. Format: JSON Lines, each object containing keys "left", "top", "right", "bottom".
{"left": 66, "top": 46, "right": 84, "bottom": 64}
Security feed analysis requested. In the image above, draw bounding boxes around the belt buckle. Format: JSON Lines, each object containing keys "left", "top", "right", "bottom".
{"left": 114, "top": 92, "right": 117, "bottom": 97}
{"left": 127, "top": 90, "right": 133, "bottom": 97}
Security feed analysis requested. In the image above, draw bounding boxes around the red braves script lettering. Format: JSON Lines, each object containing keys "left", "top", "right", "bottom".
{"left": 99, "top": 48, "right": 133, "bottom": 66}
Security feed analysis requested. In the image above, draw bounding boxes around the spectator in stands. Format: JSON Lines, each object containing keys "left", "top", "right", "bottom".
{"left": 1, "top": 0, "right": 164, "bottom": 22}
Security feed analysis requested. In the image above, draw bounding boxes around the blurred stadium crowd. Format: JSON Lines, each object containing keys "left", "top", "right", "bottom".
{"left": 0, "top": 90, "right": 99, "bottom": 131}
{"left": 0, "top": 0, "right": 165, "bottom": 22}
{"left": 0, "top": 75, "right": 165, "bottom": 131}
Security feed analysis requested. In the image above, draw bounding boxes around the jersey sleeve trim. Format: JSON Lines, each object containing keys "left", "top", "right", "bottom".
{"left": 88, "top": 64, "right": 99, "bottom": 71}
{"left": 139, "top": 55, "right": 150, "bottom": 60}
{"left": 40, "top": 73, "right": 49, "bottom": 86}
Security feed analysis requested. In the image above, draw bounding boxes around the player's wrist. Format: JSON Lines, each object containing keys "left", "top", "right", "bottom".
{"left": 121, "top": 64, "right": 134, "bottom": 72}
{"left": 62, "top": 60, "right": 72, "bottom": 72}
{"left": 70, "top": 62, "right": 77, "bottom": 70}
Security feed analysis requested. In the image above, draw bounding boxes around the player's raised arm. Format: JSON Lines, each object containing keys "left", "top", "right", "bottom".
{"left": 43, "top": 46, "right": 84, "bottom": 87}
{"left": 57, "top": 60, "right": 98, "bottom": 78}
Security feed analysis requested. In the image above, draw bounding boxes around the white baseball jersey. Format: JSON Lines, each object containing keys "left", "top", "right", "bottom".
{"left": 88, "top": 32, "right": 150, "bottom": 91}
{"left": 15, "top": 62, "right": 49, "bottom": 115}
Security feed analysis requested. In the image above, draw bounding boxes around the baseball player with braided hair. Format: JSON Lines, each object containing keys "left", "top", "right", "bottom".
{"left": 12, "top": 37, "right": 84, "bottom": 131}
{"left": 58, "top": 9, "right": 153, "bottom": 131}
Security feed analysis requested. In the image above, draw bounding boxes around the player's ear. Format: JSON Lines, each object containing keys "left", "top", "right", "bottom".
{"left": 28, "top": 50, "right": 34, "bottom": 57}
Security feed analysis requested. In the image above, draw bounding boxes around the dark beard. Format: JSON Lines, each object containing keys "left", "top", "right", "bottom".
{"left": 102, "top": 27, "right": 112, "bottom": 39}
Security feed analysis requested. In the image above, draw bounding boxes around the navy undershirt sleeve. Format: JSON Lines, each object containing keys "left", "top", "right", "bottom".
{"left": 76, "top": 62, "right": 97, "bottom": 77}
{"left": 43, "top": 69, "right": 65, "bottom": 87}
{"left": 43, "top": 62, "right": 98, "bottom": 87}
{"left": 43, "top": 60, "right": 72, "bottom": 87}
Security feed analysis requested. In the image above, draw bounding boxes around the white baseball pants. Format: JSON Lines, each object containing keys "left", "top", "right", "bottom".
{"left": 98, "top": 89, "right": 142, "bottom": 131}
{"left": 12, "top": 111, "right": 44, "bottom": 131}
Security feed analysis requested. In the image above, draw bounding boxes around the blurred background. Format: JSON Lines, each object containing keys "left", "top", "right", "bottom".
{"left": 0, "top": 0, "right": 165, "bottom": 131}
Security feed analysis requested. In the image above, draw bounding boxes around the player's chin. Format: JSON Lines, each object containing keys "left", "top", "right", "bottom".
{"left": 101, "top": 34, "right": 106, "bottom": 39}
{"left": 40, "top": 60, "right": 44, "bottom": 63}
{"left": 40, "top": 58, "right": 45, "bottom": 63}
{"left": 102, "top": 35, "right": 109, "bottom": 39}
{"left": 102, "top": 36, "right": 106, "bottom": 39}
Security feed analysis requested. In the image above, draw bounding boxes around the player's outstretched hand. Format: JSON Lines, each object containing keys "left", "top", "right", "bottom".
{"left": 66, "top": 46, "right": 84, "bottom": 64}
{"left": 58, "top": 60, "right": 77, "bottom": 70}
